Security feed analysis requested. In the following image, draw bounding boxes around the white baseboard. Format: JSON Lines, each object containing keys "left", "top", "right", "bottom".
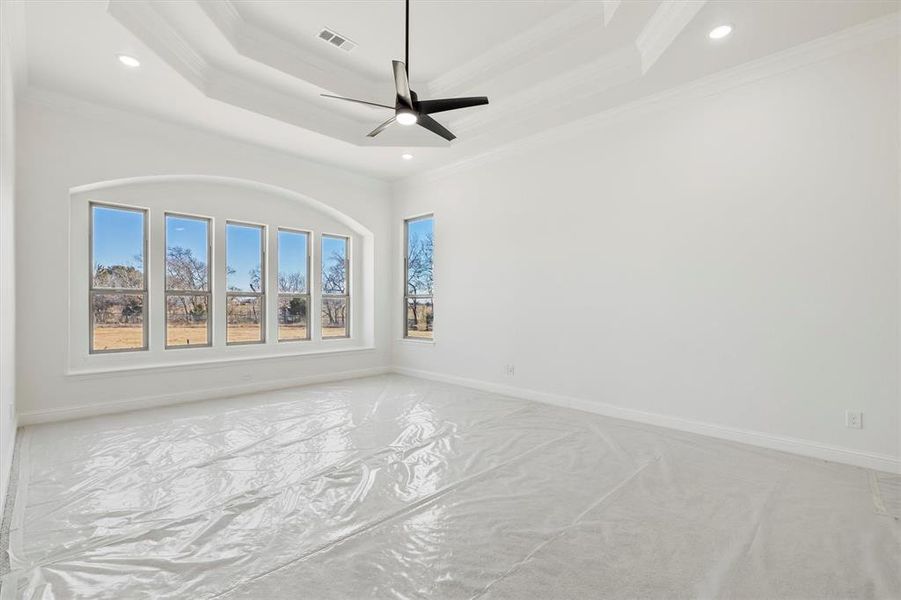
{"left": 0, "top": 414, "right": 17, "bottom": 521}
{"left": 393, "top": 367, "right": 901, "bottom": 474}
{"left": 17, "top": 364, "right": 899, "bottom": 474}
{"left": 18, "top": 366, "right": 392, "bottom": 426}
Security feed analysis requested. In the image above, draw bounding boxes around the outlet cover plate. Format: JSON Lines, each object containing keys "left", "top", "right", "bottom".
{"left": 845, "top": 410, "right": 862, "bottom": 429}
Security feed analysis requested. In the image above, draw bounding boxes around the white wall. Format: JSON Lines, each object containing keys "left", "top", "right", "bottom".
{"left": 0, "top": 7, "right": 18, "bottom": 516}
{"left": 16, "top": 96, "right": 394, "bottom": 423}
{"left": 393, "top": 38, "right": 900, "bottom": 468}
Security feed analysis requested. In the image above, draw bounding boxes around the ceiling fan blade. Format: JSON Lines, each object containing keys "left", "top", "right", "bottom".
{"left": 392, "top": 60, "right": 413, "bottom": 108}
{"left": 321, "top": 94, "right": 394, "bottom": 109}
{"left": 416, "top": 96, "right": 489, "bottom": 115}
{"left": 417, "top": 114, "right": 456, "bottom": 141}
{"left": 367, "top": 116, "right": 397, "bottom": 137}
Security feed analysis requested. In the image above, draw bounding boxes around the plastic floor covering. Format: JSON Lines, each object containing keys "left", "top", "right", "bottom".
{"left": 1, "top": 374, "right": 899, "bottom": 599}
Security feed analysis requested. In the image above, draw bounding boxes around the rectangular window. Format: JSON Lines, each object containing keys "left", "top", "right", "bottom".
{"left": 277, "top": 229, "right": 310, "bottom": 341}
{"left": 321, "top": 234, "right": 349, "bottom": 338}
{"left": 90, "top": 203, "right": 148, "bottom": 353}
{"left": 404, "top": 215, "right": 434, "bottom": 340}
{"left": 226, "top": 222, "right": 265, "bottom": 344}
{"left": 165, "top": 214, "right": 211, "bottom": 348}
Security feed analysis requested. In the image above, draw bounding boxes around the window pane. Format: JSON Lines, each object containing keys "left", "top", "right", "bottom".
{"left": 92, "top": 205, "right": 144, "bottom": 289}
{"left": 322, "top": 236, "right": 347, "bottom": 295}
{"left": 321, "top": 298, "right": 347, "bottom": 338}
{"left": 227, "top": 296, "right": 263, "bottom": 343}
{"left": 406, "top": 217, "right": 433, "bottom": 296}
{"left": 91, "top": 293, "right": 144, "bottom": 351}
{"left": 166, "top": 215, "right": 209, "bottom": 291}
{"left": 406, "top": 297, "right": 433, "bottom": 340}
{"left": 226, "top": 223, "right": 263, "bottom": 293}
{"left": 278, "top": 230, "right": 308, "bottom": 293}
{"left": 166, "top": 295, "right": 209, "bottom": 347}
{"left": 278, "top": 296, "right": 308, "bottom": 341}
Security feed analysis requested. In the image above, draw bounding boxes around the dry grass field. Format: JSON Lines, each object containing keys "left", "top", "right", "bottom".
{"left": 92, "top": 324, "right": 344, "bottom": 349}
{"left": 225, "top": 324, "right": 264, "bottom": 343}
{"left": 168, "top": 325, "right": 209, "bottom": 347}
{"left": 406, "top": 329, "right": 432, "bottom": 339}
{"left": 278, "top": 324, "right": 309, "bottom": 341}
{"left": 92, "top": 325, "right": 144, "bottom": 351}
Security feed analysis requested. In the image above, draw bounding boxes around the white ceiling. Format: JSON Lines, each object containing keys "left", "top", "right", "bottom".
{"left": 234, "top": 0, "right": 576, "bottom": 85}
{"left": 10, "top": 0, "right": 900, "bottom": 180}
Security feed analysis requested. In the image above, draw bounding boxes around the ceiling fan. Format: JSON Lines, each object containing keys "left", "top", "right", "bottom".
{"left": 320, "top": 0, "right": 488, "bottom": 141}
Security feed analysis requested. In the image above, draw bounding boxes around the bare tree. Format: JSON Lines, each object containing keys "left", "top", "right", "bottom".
{"left": 92, "top": 264, "right": 144, "bottom": 325}
{"left": 93, "top": 264, "right": 143, "bottom": 289}
{"left": 166, "top": 246, "right": 207, "bottom": 290}
{"left": 322, "top": 251, "right": 346, "bottom": 326}
{"left": 278, "top": 271, "right": 306, "bottom": 293}
{"left": 406, "top": 232, "right": 433, "bottom": 330}
{"left": 166, "top": 247, "right": 208, "bottom": 321}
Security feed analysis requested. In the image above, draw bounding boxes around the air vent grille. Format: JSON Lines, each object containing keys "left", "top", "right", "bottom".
{"left": 317, "top": 28, "right": 357, "bottom": 52}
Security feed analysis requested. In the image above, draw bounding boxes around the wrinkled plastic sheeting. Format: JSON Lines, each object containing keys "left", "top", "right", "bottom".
{"left": 1, "top": 374, "right": 899, "bottom": 599}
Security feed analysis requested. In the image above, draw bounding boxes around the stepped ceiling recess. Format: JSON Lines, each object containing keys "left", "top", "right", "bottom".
{"left": 8, "top": 0, "right": 899, "bottom": 178}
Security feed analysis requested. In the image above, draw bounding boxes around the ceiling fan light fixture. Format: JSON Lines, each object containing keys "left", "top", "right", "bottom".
{"left": 320, "top": 0, "right": 488, "bottom": 141}
{"left": 708, "top": 24, "right": 733, "bottom": 40}
{"left": 396, "top": 110, "right": 418, "bottom": 126}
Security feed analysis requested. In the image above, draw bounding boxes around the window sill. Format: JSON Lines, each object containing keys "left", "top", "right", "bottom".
{"left": 67, "top": 345, "right": 376, "bottom": 379}
{"left": 397, "top": 338, "right": 435, "bottom": 345}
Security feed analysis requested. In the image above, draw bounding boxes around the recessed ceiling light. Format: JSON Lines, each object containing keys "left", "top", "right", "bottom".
{"left": 117, "top": 54, "right": 141, "bottom": 68}
{"left": 402, "top": 153, "right": 413, "bottom": 160}
{"left": 708, "top": 24, "right": 733, "bottom": 40}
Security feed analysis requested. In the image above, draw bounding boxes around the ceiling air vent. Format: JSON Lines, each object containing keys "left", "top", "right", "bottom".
{"left": 317, "top": 28, "right": 357, "bottom": 52}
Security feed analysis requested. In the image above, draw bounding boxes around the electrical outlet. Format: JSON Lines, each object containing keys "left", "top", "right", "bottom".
{"left": 504, "top": 364, "right": 515, "bottom": 377}
{"left": 845, "top": 410, "right": 862, "bottom": 429}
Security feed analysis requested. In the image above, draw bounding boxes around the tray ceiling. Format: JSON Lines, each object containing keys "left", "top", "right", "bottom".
{"left": 11, "top": 0, "right": 900, "bottom": 179}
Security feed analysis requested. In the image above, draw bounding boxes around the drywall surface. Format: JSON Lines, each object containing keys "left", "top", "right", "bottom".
{"left": 15, "top": 97, "right": 393, "bottom": 422}
{"left": 0, "top": 13, "right": 18, "bottom": 516}
{"left": 393, "top": 38, "right": 901, "bottom": 465}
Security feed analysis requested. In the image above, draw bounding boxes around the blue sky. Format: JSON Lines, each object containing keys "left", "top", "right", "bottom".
{"left": 227, "top": 223, "right": 262, "bottom": 292}
{"left": 92, "top": 206, "right": 144, "bottom": 273}
{"left": 278, "top": 230, "right": 308, "bottom": 292}
{"left": 322, "top": 236, "right": 347, "bottom": 293}
{"left": 166, "top": 215, "right": 208, "bottom": 263}
{"left": 95, "top": 209, "right": 361, "bottom": 295}
{"left": 322, "top": 235, "right": 346, "bottom": 268}
{"left": 407, "top": 216, "right": 433, "bottom": 250}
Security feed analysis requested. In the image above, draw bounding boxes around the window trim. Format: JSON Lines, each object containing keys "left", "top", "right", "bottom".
{"left": 164, "top": 212, "right": 213, "bottom": 349}
{"left": 277, "top": 227, "right": 312, "bottom": 342}
{"left": 225, "top": 220, "right": 267, "bottom": 346}
{"left": 403, "top": 213, "right": 434, "bottom": 341}
{"left": 321, "top": 233, "right": 350, "bottom": 340}
{"left": 88, "top": 201, "right": 149, "bottom": 354}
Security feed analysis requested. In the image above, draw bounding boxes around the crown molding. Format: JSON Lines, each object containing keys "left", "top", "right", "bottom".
{"left": 428, "top": 1, "right": 609, "bottom": 97}
{"left": 107, "top": 0, "right": 446, "bottom": 148}
{"left": 603, "top": 0, "right": 622, "bottom": 27}
{"left": 399, "top": 12, "right": 900, "bottom": 189}
{"left": 18, "top": 86, "right": 393, "bottom": 184}
{"left": 636, "top": 0, "right": 707, "bottom": 74}
{"left": 201, "top": 0, "right": 387, "bottom": 102}
{"left": 1, "top": 0, "right": 28, "bottom": 89}
{"left": 108, "top": 0, "right": 208, "bottom": 90}
{"left": 452, "top": 44, "right": 641, "bottom": 137}
{"left": 106, "top": 0, "right": 643, "bottom": 150}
